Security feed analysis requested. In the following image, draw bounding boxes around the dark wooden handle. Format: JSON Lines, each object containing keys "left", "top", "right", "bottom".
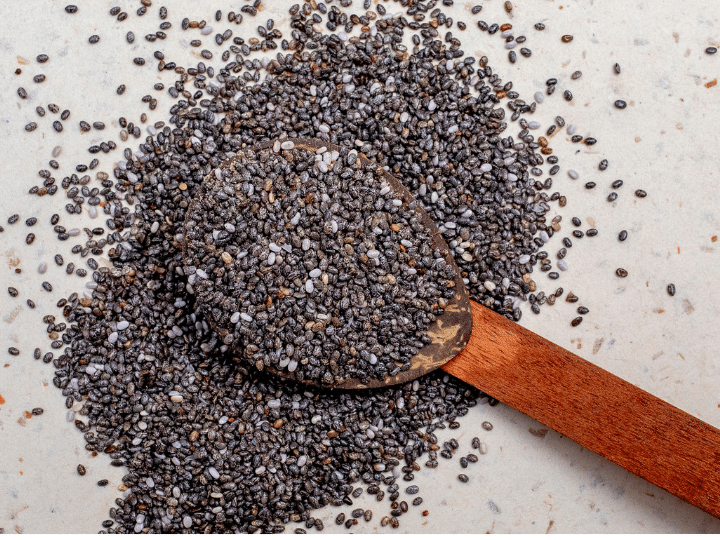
{"left": 442, "top": 301, "right": 720, "bottom": 518}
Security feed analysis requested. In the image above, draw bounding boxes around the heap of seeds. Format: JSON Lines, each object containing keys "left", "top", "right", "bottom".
{"left": 3, "top": 0, "right": 661, "bottom": 533}
{"left": 184, "top": 143, "right": 455, "bottom": 385}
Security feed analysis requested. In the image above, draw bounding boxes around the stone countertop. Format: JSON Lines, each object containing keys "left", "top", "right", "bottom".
{"left": 0, "top": 0, "right": 719, "bottom": 534}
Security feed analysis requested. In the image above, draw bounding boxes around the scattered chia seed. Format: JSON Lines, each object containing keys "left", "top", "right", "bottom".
{"left": 667, "top": 283, "right": 676, "bottom": 296}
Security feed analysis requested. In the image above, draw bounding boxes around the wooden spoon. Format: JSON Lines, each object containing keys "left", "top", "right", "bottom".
{"left": 190, "top": 138, "right": 720, "bottom": 519}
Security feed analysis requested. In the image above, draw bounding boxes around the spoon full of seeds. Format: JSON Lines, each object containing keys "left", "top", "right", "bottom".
{"left": 184, "top": 138, "right": 720, "bottom": 520}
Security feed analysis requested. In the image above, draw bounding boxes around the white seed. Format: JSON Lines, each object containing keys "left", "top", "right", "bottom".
{"left": 568, "top": 169, "right": 579, "bottom": 179}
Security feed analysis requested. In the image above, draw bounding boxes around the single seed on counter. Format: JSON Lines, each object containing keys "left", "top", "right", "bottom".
{"left": 618, "top": 230, "right": 628, "bottom": 241}
{"left": 89, "top": 35, "right": 100, "bottom": 44}
{"left": 571, "top": 316, "right": 583, "bottom": 327}
{"left": 614, "top": 62, "right": 621, "bottom": 73}
{"left": 8, "top": 347, "right": 20, "bottom": 356}
{"left": 77, "top": 464, "right": 86, "bottom": 476}
{"left": 561, "top": 34, "right": 573, "bottom": 43}
{"left": 616, "top": 268, "right": 629, "bottom": 277}
{"left": 8, "top": 287, "right": 19, "bottom": 298}
{"left": 635, "top": 189, "right": 647, "bottom": 198}
{"left": 615, "top": 100, "right": 627, "bottom": 109}
{"left": 667, "top": 283, "right": 676, "bottom": 296}
{"left": 458, "top": 474, "right": 470, "bottom": 483}
{"left": 564, "top": 90, "right": 573, "bottom": 101}
{"left": 571, "top": 70, "right": 582, "bottom": 79}
{"left": 706, "top": 47, "right": 718, "bottom": 55}
{"left": 64, "top": 4, "right": 78, "bottom": 13}
{"left": 482, "top": 421, "right": 493, "bottom": 431}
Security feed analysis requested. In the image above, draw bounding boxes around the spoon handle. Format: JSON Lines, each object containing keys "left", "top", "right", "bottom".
{"left": 443, "top": 301, "right": 720, "bottom": 518}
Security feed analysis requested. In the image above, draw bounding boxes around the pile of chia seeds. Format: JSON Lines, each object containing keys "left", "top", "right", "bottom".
{"left": 3, "top": 0, "right": 660, "bottom": 533}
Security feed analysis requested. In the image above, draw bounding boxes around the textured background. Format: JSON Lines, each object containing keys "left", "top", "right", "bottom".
{"left": 0, "top": 0, "right": 719, "bottom": 533}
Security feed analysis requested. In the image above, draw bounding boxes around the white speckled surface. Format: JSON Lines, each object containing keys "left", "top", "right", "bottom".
{"left": 0, "top": 0, "right": 719, "bottom": 534}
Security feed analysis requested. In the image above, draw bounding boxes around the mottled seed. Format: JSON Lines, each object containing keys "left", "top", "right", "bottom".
{"left": 117, "top": 85, "right": 126, "bottom": 95}
{"left": 534, "top": 22, "right": 545, "bottom": 31}
{"left": 37, "top": 54, "right": 49, "bottom": 63}
{"left": 616, "top": 268, "right": 628, "bottom": 278}
{"left": 89, "top": 35, "right": 100, "bottom": 44}
{"left": 577, "top": 306, "right": 589, "bottom": 315}
{"left": 611, "top": 179, "right": 624, "bottom": 189}
{"left": 618, "top": 230, "right": 628, "bottom": 241}
{"left": 77, "top": 464, "right": 86, "bottom": 476}
{"left": 561, "top": 35, "right": 573, "bottom": 43}
{"left": 8, "top": 287, "right": 19, "bottom": 298}
{"left": 615, "top": 100, "right": 627, "bottom": 109}
{"left": 98, "top": 479, "right": 109, "bottom": 486}
{"left": 571, "top": 70, "right": 582, "bottom": 79}
{"left": 706, "top": 47, "right": 717, "bottom": 55}
{"left": 482, "top": 421, "right": 493, "bottom": 431}
{"left": 563, "top": 90, "right": 573, "bottom": 101}
{"left": 607, "top": 192, "right": 618, "bottom": 202}
{"left": 635, "top": 189, "right": 647, "bottom": 198}
{"left": 8, "top": 347, "right": 20, "bottom": 356}
{"left": 614, "top": 63, "right": 621, "bottom": 74}
{"left": 458, "top": 474, "right": 469, "bottom": 483}
{"left": 667, "top": 283, "right": 676, "bottom": 296}
{"left": 65, "top": 5, "right": 78, "bottom": 13}
{"left": 571, "top": 316, "right": 583, "bottom": 327}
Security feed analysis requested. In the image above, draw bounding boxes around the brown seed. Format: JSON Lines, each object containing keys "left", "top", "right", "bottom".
{"left": 561, "top": 35, "right": 573, "bottom": 43}
{"left": 571, "top": 317, "right": 583, "bottom": 327}
{"left": 504, "top": 1, "right": 513, "bottom": 12}
{"left": 77, "top": 464, "right": 87, "bottom": 476}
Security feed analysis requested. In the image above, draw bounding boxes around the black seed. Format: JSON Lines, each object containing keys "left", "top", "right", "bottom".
{"left": 77, "top": 464, "right": 86, "bottom": 476}
{"left": 614, "top": 62, "right": 621, "bottom": 74}
{"left": 65, "top": 5, "right": 78, "bottom": 13}
{"left": 534, "top": 22, "right": 545, "bottom": 30}
{"left": 667, "top": 283, "right": 676, "bottom": 296}
{"left": 614, "top": 100, "right": 627, "bottom": 109}
{"left": 706, "top": 47, "right": 718, "bottom": 55}
{"left": 599, "top": 159, "right": 609, "bottom": 171}
{"left": 635, "top": 189, "right": 647, "bottom": 198}
{"left": 89, "top": 35, "right": 100, "bottom": 44}
{"left": 8, "top": 287, "right": 19, "bottom": 298}
{"left": 563, "top": 90, "right": 573, "bottom": 101}
{"left": 618, "top": 230, "right": 628, "bottom": 241}
{"left": 458, "top": 474, "right": 469, "bottom": 483}
{"left": 8, "top": 347, "right": 20, "bottom": 356}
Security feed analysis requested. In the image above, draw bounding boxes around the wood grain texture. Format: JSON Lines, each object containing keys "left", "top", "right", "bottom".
{"left": 443, "top": 300, "right": 720, "bottom": 519}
